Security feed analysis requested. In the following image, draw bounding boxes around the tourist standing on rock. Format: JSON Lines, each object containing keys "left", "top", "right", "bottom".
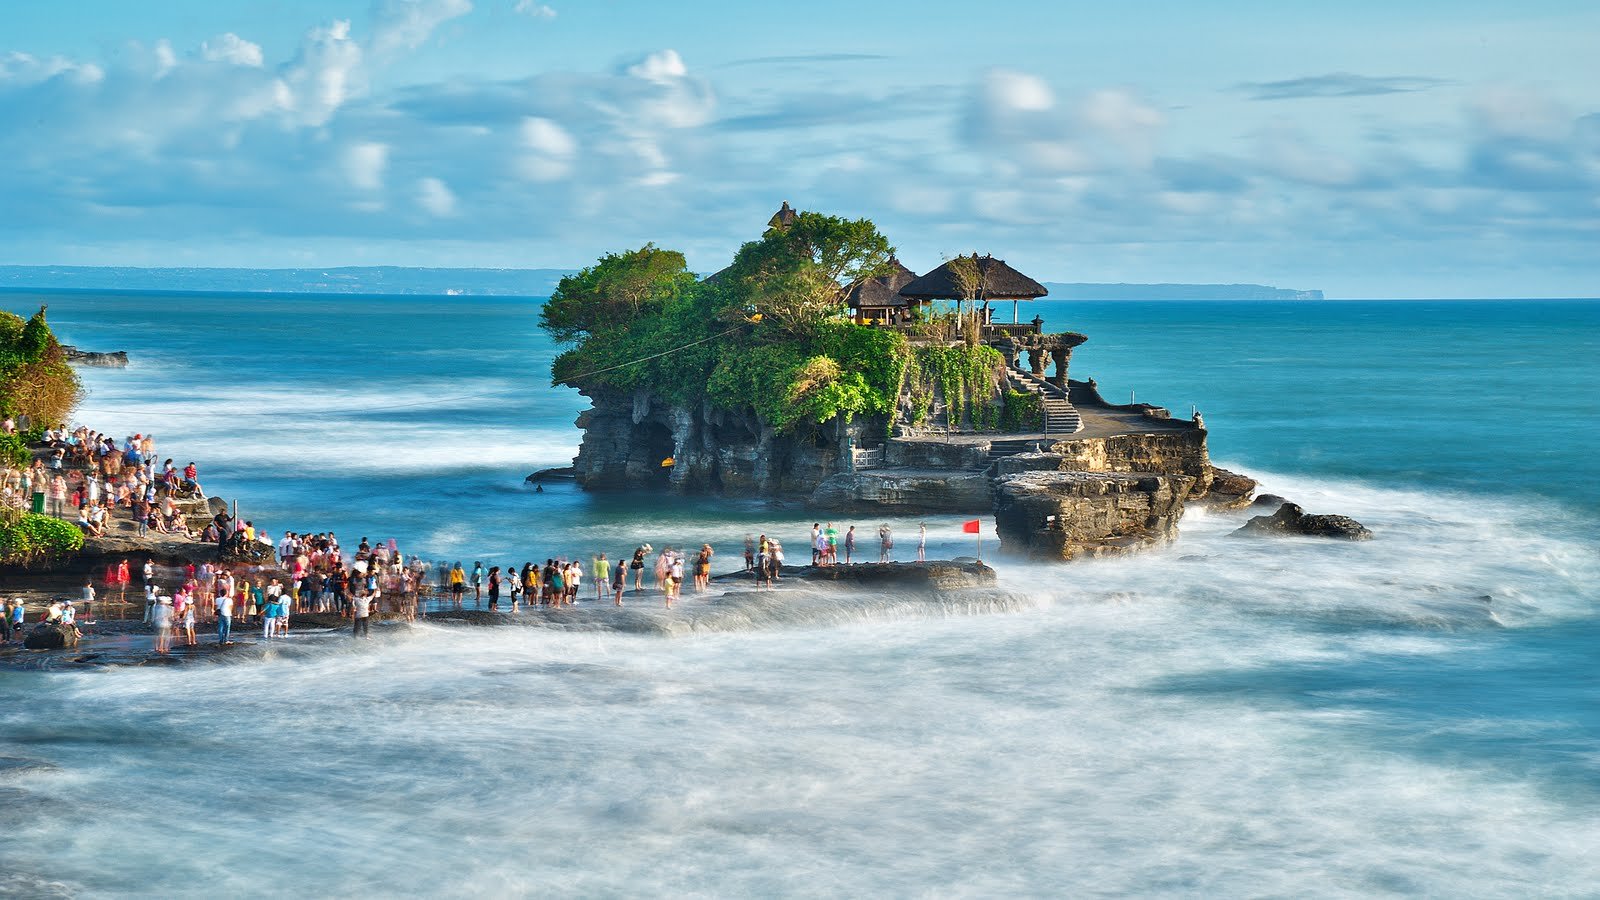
{"left": 878, "top": 525, "right": 893, "bottom": 563}
{"left": 811, "top": 524, "right": 822, "bottom": 565}
{"left": 0, "top": 600, "right": 12, "bottom": 643}
{"left": 152, "top": 598, "right": 173, "bottom": 654}
{"left": 486, "top": 566, "right": 501, "bottom": 610}
{"left": 471, "top": 562, "right": 484, "bottom": 607}
{"left": 449, "top": 562, "right": 465, "bottom": 608}
{"left": 631, "top": 545, "right": 649, "bottom": 591}
{"left": 743, "top": 535, "right": 755, "bottom": 571}
{"left": 215, "top": 584, "right": 234, "bottom": 644}
{"left": 917, "top": 524, "right": 927, "bottom": 563}
{"left": 351, "top": 588, "right": 372, "bottom": 638}
{"left": 612, "top": 553, "right": 627, "bottom": 605}
{"left": 592, "top": 554, "right": 609, "bottom": 602}
{"left": 180, "top": 592, "right": 197, "bottom": 646}
{"left": 10, "top": 599, "right": 24, "bottom": 638}
{"left": 844, "top": 526, "right": 856, "bottom": 564}
{"left": 694, "top": 545, "right": 712, "bottom": 592}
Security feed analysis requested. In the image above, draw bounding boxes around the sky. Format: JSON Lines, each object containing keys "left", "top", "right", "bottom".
{"left": 1, "top": 1, "right": 1597, "bottom": 297}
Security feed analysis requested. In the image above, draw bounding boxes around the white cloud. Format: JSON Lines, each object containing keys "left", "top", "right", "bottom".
{"left": 627, "top": 49, "right": 688, "bottom": 84}
{"left": 153, "top": 40, "right": 178, "bottom": 79}
{"left": 343, "top": 142, "right": 390, "bottom": 191}
{"left": 280, "top": 19, "right": 364, "bottom": 127}
{"left": 372, "top": 0, "right": 474, "bottom": 56}
{"left": 202, "top": 33, "right": 264, "bottom": 67}
{"left": 517, "top": 116, "right": 577, "bottom": 181}
{"left": 514, "top": 0, "right": 557, "bottom": 19}
{"left": 983, "top": 69, "right": 1054, "bottom": 112}
{"left": 416, "top": 176, "right": 458, "bottom": 216}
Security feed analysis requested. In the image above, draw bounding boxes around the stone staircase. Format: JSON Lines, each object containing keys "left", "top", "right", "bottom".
{"left": 1007, "top": 366, "right": 1082, "bottom": 436}
{"left": 985, "top": 438, "right": 1042, "bottom": 465}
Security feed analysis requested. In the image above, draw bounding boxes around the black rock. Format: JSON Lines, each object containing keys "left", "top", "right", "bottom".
{"left": 1233, "top": 502, "right": 1373, "bottom": 541}
{"left": 23, "top": 622, "right": 79, "bottom": 650}
{"left": 1247, "top": 493, "right": 1289, "bottom": 511}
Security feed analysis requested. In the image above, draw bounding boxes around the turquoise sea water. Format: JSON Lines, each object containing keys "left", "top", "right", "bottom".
{"left": 1, "top": 291, "right": 1598, "bottom": 897}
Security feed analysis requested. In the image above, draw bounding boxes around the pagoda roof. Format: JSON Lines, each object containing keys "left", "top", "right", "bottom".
{"left": 898, "top": 254, "right": 1049, "bottom": 301}
{"left": 845, "top": 258, "right": 919, "bottom": 309}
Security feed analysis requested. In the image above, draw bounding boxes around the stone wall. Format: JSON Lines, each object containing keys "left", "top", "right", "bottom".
{"left": 1048, "top": 430, "right": 1213, "bottom": 496}
{"left": 993, "top": 471, "right": 1196, "bottom": 560}
{"left": 809, "top": 469, "right": 994, "bottom": 513}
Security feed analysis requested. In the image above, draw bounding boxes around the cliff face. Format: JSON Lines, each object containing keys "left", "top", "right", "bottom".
{"left": 1047, "top": 430, "right": 1213, "bottom": 497}
{"left": 572, "top": 389, "right": 880, "bottom": 496}
{"left": 993, "top": 471, "right": 1196, "bottom": 560}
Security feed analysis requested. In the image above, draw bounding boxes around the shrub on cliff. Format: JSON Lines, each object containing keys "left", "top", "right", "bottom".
{"left": 0, "top": 306, "right": 82, "bottom": 427}
{"left": 0, "top": 509, "right": 85, "bottom": 566}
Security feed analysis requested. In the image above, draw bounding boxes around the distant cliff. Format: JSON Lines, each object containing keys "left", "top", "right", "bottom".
{"left": 1042, "top": 283, "right": 1323, "bottom": 301}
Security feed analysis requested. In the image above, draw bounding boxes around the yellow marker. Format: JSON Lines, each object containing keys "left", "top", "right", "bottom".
{"left": 661, "top": 457, "right": 675, "bottom": 468}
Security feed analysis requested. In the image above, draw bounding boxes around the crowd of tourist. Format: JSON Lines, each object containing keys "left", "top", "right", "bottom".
{"left": 0, "top": 422, "right": 949, "bottom": 653}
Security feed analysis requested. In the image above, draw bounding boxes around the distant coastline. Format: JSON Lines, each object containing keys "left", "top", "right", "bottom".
{"left": 0, "top": 265, "right": 1324, "bottom": 301}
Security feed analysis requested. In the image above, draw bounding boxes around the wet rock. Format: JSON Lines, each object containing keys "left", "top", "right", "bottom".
{"left": 788, "top": 560, "right": 996, "bottom": 590}
{"left": 23, "top": 623, "right": 79, "bottom": 650}
{"left": 525, "top": 467, "right": 576, "bottom": 483}
{"left": 1203, "top": 466, "right": 1258, "bottom": 510}
{"left": 60, "top": 345, "right": 129, "bottom": 367}
{"left": 1232, "top": 502, "right": 1373, "bottom": 541}
{"left": 993, "top": 470, "right": 1195, "bottom": 560}
{"left": 1247, "top": 493, "right": 1288, "bottom": 512}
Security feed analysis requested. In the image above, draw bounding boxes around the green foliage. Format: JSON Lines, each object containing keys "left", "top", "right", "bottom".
{"left": 717, "top": 211, "right": 894, "bottom": 336}
{"left": 547, "top": 211, "right": 913, "bottom": 433}
{"left": 541, "top": 245, "right": 697, "bottom": 344}
{"left": 0, "top": 510, "right": 84, "bottom": 565}
{"left": 906, "top": 344, "right": 1004, "bottom": 429}
{"left": 0, "top": 433, "right": 29, "bottom": 468}
{"left": 1000, "top": 390, "right": 1043, "bottom": 433}
{"left": 0, "top": 307, "right": 81, "bottom": 427}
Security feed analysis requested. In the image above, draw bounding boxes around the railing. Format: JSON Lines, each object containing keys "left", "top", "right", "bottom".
{"left": 983, "top": 322, "right": 1043, "bottom": 339}
{"left": 852, "top": 448, "right": 885, "bottom": 471}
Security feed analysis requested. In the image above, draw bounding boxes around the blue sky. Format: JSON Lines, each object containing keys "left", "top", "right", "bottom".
{"left": 2, "top": 1, "right": 1597, "bottom": 297}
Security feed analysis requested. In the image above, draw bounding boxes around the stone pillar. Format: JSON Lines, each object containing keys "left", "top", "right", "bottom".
{"left": 1027, "top": 348, "right": 1045, "bottom": 377}
{"left": 1049, "top": 348, "right": 1069, "bottom": 388}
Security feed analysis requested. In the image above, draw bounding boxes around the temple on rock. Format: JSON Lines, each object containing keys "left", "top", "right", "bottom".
{"left": 562, "top": 201, "right": 1220, "bottom": 560}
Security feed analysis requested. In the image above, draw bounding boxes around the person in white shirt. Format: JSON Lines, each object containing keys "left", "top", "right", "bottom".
{"left": 152, "top": 597, "right": 173, "bottom": 654}
{"left": 215, "top": 591, "right": 234, "bottom": 644}
{"left": 351, "top": 590, "right": 373, "bottom": 639}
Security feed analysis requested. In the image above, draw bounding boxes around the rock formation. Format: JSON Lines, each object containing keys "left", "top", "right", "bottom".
{"left": 60, "top": 346, "right": 129, "bottom": 367}
{"left": 1232, "top": 502, "right": 1373, "bottom": 540}
{"left": 24, "top": 622, "right": 79, "bottom": 650}
{"left": 1202, "top": 467, "right": 1258, "bottom": 509}
{"left": 993, "top": 471, "right": 1195, "bottom": 559}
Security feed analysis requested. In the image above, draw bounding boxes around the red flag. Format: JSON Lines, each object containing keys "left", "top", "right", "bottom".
{"left": 962, "top": 519, "right": 981, "bottom": 534}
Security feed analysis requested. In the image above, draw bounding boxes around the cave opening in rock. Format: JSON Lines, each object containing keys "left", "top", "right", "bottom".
{"left": 637, "top": 421, "right": 676, "bottom": 486}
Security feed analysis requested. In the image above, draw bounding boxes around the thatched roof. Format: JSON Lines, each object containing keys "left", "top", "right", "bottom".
{"left": 845, "top": 258, "right": 919, "bottom": 309}
{"left": 898, "top": 254, "right": 1048, "bottom": 301}
{"left": 768, "top": 201, "right": 798, "bottom": 231}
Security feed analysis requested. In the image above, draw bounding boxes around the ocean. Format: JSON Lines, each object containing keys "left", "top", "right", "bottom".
{"left": 1, "top": 291, "right": 1598, "bottom": 897}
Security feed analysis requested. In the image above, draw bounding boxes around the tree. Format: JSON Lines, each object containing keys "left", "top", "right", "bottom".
{"left": 720, "top": 212, "right": 894, "bottom": 335}
{"left": 539, "top": 244, "right": 695, "bottom": 344}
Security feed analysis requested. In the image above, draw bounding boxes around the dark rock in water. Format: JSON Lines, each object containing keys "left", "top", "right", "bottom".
{"left": 525, "top": 467, "right": 576, "bottom": 483}
{"left": 1203, "top": 466, "right": 1258, "bottom": 510}
{"left": 60, "top": 345, "right": 129, "bottom": 367}
{"left": 220, "top": 536, "right": 275, "bottom": 564}
{"left": 23, "top": 623, "right": 79, "bottom": 650}
{"left": 1232, "top": 502, "right": 1373, "bottom": 541}
{"left": 790, "top": 560, "right": 996, "bottom": 590}
{"left": 1247, "top": 493, "right": 1288, "bottom": 512}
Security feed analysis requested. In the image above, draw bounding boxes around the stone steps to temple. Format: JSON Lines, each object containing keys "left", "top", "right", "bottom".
{"left": 1007, "top": 366, "right": 1083, "bottom": 435}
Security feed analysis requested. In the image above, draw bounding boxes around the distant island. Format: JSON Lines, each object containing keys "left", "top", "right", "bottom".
{"left": 1043, "top": 283, "right": 1323, "bottom": 301}
{"left": 0, "top": 266, "right": 1321, "bottom": 301}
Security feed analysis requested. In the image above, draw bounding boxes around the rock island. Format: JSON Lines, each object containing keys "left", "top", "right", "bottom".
{"left": 546, "top": 203, "right": 1254, "bottom": 559}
